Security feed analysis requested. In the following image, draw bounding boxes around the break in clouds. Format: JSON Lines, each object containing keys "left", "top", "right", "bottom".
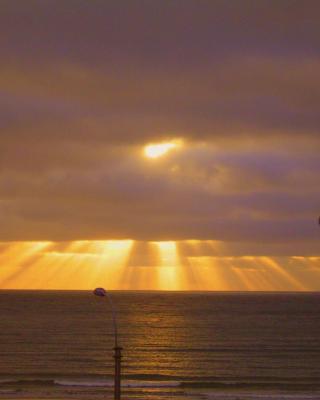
{"left": 0, "top": 0, "right": 319, "bottom": 256}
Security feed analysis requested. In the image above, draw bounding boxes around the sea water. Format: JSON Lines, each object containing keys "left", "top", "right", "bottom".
{"left": 0, "top": 291, "right": 319, "bottom": 400}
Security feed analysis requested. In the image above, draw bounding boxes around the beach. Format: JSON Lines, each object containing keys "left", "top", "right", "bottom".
{"left": 0, "top": 291, "right": 320, "bottom": 400}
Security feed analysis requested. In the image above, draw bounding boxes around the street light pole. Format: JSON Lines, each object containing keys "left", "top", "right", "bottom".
{"left": 94, "top": 287, "right": 122, "bottom": 400}
{"left": 114, "top": 345, "right": 122, "bottom": 400}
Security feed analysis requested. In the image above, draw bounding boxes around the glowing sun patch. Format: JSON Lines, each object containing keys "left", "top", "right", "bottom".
{"left": 144, "top": 140, "right": 181, "bottom": 159}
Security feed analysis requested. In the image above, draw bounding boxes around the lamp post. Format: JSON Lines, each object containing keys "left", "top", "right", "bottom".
{"left": 93, "top": 287, "right": 122, "bottom": 400}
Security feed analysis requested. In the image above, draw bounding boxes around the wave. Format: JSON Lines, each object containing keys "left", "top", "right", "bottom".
{"left": 55, "top": 379, "right": 111, "bottom": 387}
{"left": 204, "top": 394, "right": 320, "bottom": 400}
{"left": 0, "top": 377, "right": 180, "bottom": 389}
{"left": 0, "top": 389, "right": 18, "bottom": 394}
{"left": 181, "top": 381, "right": 320, "bottom": 390}
{"left": 55, "top": 379, "right": 181, "bottom": 388}
{"left": 0, "top": 379, "right": 55, "bottom": 386}
{"left": 1, "top": 377, "right": 320, "bottom": 391}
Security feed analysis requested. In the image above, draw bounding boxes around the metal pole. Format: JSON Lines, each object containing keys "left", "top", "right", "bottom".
{"left": 103, "top": 290, "right": 118, "bottom": 347}
{"left": 114, "top": 346, "right": 122, "bottom": 400}
{"left": 93, "top": 288, "right": 122, "bottom": 400}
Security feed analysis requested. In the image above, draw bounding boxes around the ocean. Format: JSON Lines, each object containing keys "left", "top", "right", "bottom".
{"left": 0, "top": 291, "right": 319, "bottom": 400}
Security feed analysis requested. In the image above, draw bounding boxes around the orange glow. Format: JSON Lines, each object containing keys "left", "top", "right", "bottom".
{"left": 0, "top": 240, "right": 319, "bottom": 291}
{"left": 155, "top": 241, "right": 180, "bottom": 290}
{"left": 144, "top": 140, "right": 181, "bottom": 159}
{"left": 260, "top": 256, "right": 306, "bottom": 291}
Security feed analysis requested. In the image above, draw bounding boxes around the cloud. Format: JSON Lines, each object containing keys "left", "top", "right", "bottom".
{"left": 1, "top": 57, "right": 320, "bottom": 146}
{"left": 0, "top": 142, "right": 318, "bottom": 244}
{"left": 1, "top": 0, "right": 320, "bottom": 61}
{"left": 0, "top": 1, "right": 319, "bottom": 249}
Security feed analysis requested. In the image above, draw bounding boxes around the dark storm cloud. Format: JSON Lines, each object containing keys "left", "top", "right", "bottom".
{"left": 0, "top": 0, "right": 319, "bottom": 250}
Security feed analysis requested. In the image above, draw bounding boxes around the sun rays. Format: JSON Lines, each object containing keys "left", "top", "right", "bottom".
{"left": 155, "top": 241, "right": 180, "bottom": 290}
{"left": 0, "top": 240, "right": 319, "bottom": 291}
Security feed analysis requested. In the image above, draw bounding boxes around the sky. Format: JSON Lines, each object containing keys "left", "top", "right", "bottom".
{"left": 0, "top": 0, "right": 319, "bottom": 290}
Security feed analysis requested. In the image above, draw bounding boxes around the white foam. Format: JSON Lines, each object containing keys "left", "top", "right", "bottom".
{"left": 123, "top": 380, "right": 181, "bottom": 388}
{"left": 0, "top": 389, "right": 18, "bottom": 393}
{"left": 204, "top": 392, "right": 320, "bottom": 400}
{"left": 54, "top": 378, "right": 180, "bottom": 388}
{"left": 54, "top": 379, "right": 113, "bottom": 387}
